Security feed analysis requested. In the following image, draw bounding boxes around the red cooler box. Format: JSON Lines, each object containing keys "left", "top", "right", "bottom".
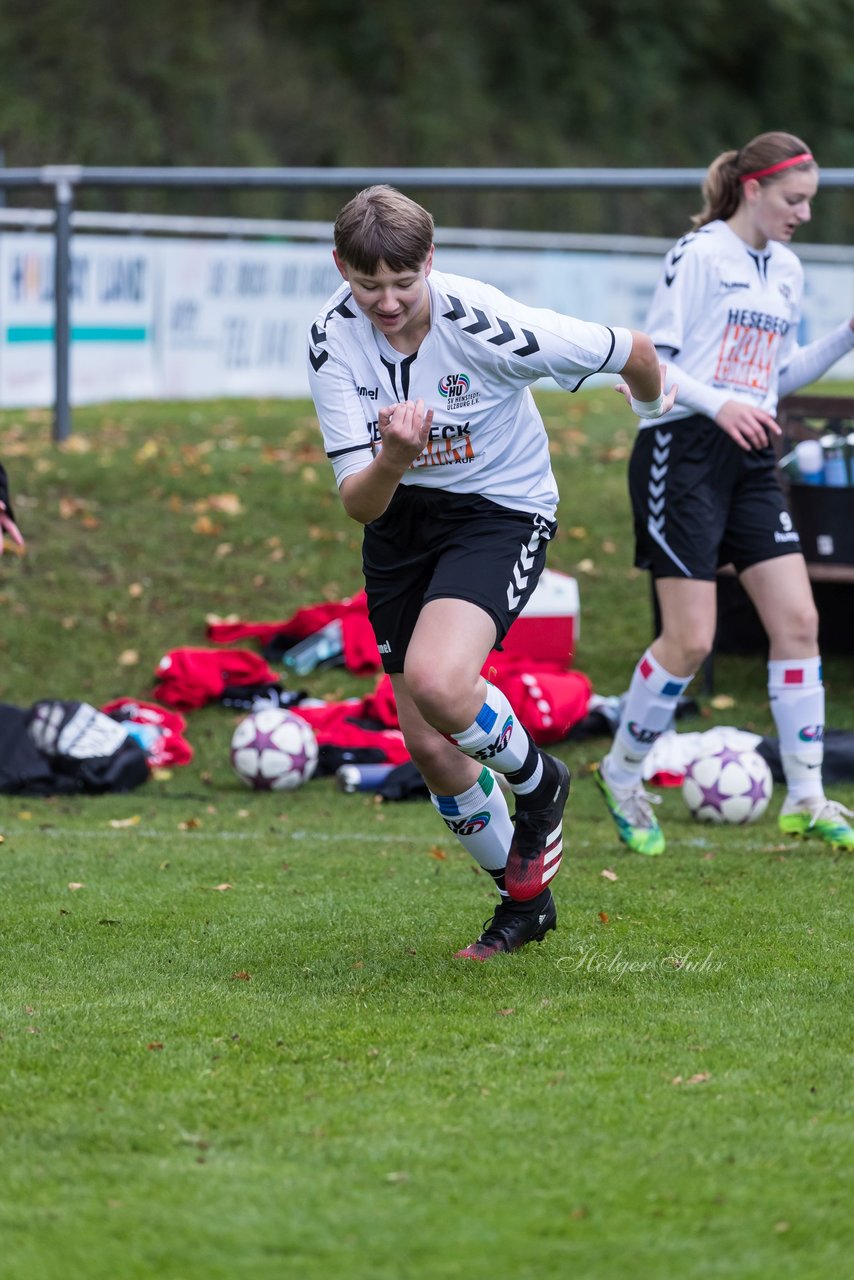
{"left": 501, "top": 568, "right": 579, "bottom": 667}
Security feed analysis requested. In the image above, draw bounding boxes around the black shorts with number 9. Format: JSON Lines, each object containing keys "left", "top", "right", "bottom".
{"left": 629, "top": 414, "right": 802, "bottom": 580}
{"left": 362, "top": 485, "right": 556, "bottom": 673}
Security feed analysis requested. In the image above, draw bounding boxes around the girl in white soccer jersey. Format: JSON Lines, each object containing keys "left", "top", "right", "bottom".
{"left": 308, "top": 184, "right": 675, "bottom": 959}
{"left": 595, "top": 131, "right": 854, "bottom": 856}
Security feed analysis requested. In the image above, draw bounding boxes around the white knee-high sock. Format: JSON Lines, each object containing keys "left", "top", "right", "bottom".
{"left": 605, "top": 649, "right": 693, "bottom": 788}
{"left": 768, "top": 657, "right": 825, "bottom": 805}
{"left": 448, "top": 682, "right": 544, "bottom": 798}
{"left": 431, "top": 766, "right": 513, "bottom": 898}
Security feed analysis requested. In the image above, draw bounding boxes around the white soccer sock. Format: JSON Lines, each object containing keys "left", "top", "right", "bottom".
{"left": 768, "top": 657, "right": 825, "bottom": 805}
{"left": 605, "top": 649, "right": 693, "bottom": 789}
{"left": 449, "top": 682, "right": 543, "bottom": 797}
{"left": 431, "top": 767, "right": 513, "bottom": 897}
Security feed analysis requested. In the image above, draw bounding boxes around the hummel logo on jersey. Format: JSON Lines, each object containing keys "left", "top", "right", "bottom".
{"left": 309, "top": 297, "right": 355, "bottom": 373}
{"left": 377, "top": 640, "right": 392, "bottom": 654}
{"left": 663, "top": 227, "right": 711, "bottom": 286}
{"left": 719, "top": 280, "right": 750, "bottom": 291}
{"left": 442, "top": 295, "right": 540, "bottom": 358}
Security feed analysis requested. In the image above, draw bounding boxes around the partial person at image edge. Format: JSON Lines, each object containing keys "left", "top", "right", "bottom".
{"left": 0, "top": 462, "right": 25, "bottom": 556}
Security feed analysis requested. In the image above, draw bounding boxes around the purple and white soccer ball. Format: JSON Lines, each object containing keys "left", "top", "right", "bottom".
{"left": 681, "top": 743, "right": 773, "bottom": 825}
{"left": 230, "top": 708, "right": 318, "bottom": 792}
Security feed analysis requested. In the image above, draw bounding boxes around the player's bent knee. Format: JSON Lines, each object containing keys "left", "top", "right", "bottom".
{"left": 660, "top": 631, "right": 714, "bottom": 675}
{"left": 683, "top": 639, "right": 714, "bottom": 672}
{"left": 403, "top": 662, "right": 477, "bottom": 732}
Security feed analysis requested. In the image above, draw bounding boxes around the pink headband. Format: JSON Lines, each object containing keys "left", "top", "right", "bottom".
{"left": 739, "top": 152, "right": 814, "bottom": 183}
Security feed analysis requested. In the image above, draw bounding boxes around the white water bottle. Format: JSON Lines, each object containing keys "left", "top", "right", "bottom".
{"left": 794, "top": 438, "right": 824, "bottom": 485}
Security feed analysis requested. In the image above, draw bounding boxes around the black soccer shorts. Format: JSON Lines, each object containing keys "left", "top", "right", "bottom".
{"left": 362, "top": 485, "right": 556, "bottom": 673}
{"left": 629, "top": 414, "right": 802, "bottom": 580}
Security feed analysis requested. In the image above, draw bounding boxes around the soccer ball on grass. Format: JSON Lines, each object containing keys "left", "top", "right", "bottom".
{"left": 230, "top": 708, "right": 318, "bottom": 791}
{"left": 681, "top": 744, "right": 773, "bottom": 825}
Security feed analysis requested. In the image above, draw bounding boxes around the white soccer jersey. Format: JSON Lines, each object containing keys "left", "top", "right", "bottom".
{"left": 307, "top": 268, "right": 632, "bottom": 520}
{"left": 645, "top": 219, "right": 804, "bottom": 426}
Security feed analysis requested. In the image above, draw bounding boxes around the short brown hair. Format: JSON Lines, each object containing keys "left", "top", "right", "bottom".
{"left": 333, "top": 185, "right": 434, "bottom": 274}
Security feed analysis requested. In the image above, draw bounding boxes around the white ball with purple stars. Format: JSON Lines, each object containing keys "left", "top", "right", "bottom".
{"left": 681, "top": 744, "right": 773, "bottom": 825}
{"left": 230, "top": 708, "right": 318, "bottom": 791}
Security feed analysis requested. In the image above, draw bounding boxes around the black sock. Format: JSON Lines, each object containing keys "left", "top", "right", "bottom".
{"left": 487, "top": 868, "right": 509, "bottom": 898}
{"left": 513, "top": 752, "right": 558, "bottom": 810}
{"left": 506, "top": 887, "right": 552, "bottom": 914}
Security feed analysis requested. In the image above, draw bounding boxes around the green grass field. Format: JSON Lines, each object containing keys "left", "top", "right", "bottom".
{"left": 1, "top": 391, "right": 852, "bottom": 1279}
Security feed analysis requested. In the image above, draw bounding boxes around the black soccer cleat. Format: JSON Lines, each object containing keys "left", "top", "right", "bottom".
{"left": 505, "top": 757, "right": 571, "bottom": 901}
{"left": 454, "top": 892, "right": 557, "bottom": 961}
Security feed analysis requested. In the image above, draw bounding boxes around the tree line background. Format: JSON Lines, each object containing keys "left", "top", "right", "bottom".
{"left": 0, "top": 0, "right": 852, "bottom": 241}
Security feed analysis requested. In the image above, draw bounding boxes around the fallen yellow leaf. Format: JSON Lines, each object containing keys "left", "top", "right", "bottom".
{"left": 60, "top": 433, "right": 91, "bottom": 454}
{"left": 208, "top": 493, "right": 243, "bottom": 516}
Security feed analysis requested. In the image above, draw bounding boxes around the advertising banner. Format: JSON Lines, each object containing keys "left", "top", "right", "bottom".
{"left": 157, "top": 240, "right": 340, "bottom": 397}
{"left": 0, "top": 231, "right": 851, "bottom": 407}
{"left": 0, "top": 233, "right": 157, "bottom": 406}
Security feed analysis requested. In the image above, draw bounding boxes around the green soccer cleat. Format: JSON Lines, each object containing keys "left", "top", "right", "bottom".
{"left": 778, "top": 798, "right": 854, "bottom": 851}
{"left": 593, "top": 762, "right": 666, "bottom": 856}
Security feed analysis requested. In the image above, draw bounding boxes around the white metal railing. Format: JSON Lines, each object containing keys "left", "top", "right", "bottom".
{"left": 2, "top": 206, "right": 853, "bottom": 264}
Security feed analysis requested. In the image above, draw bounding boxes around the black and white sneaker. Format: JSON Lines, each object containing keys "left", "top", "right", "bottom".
{"left": 454, "top": 892, "right": 557, "bottom": 961}
{"left": 505, "top": 757, "right": 570, "bottom": 901}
